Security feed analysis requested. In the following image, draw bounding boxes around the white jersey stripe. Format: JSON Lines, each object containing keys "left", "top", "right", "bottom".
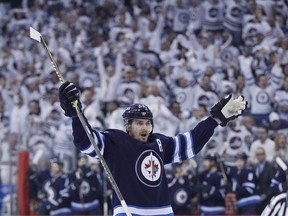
{"left": 172, "top": 136, "right": 180, "bottom": 163}
{"left": 113, "top": 205, "right": 174, "bottom": 216}
{"left": 237, "top": 195, "right": 260, "bottom": 207}
{"left": 80, "top": 130, "right": 105, "bottom": 157}
{"left": 71, "top": 200, "right": 99, "bottom": 209}
{"left": 81, "top": 143, "right": 97, "bottom": 155}
{"left": 243, "top": 182, "right": 256, "bottom": 188}
{"left": 200, "top": 205, "right": 226, "bottom": 213}
{"left": 184, "top": 132, "right": 194, "bottom": 158}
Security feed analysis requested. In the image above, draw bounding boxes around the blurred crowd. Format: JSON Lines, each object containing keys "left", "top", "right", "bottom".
{"left": 0, "top": 0, "right": 288, "bottom": 215}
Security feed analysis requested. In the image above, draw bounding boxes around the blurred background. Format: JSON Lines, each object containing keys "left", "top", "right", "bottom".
{"left": 0, "top": 0, "right": 288, "bottom": 215}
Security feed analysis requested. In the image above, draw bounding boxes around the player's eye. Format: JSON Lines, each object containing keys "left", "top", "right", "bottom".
{"left": 146, "top": 122, "right": 152, "bottom": 126}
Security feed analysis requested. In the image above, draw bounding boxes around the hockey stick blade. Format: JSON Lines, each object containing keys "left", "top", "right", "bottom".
{"left": 30, "top": 27, "right": 41, "bottom": 42}
{"left": 29, "top": 26, "right": 66, "bottom": 83}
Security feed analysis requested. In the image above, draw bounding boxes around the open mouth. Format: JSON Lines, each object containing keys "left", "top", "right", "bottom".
{"left": 141, "top": 133, "right": 147, "bottom": 138}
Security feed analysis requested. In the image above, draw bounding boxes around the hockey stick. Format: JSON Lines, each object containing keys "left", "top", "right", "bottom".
{"left": 29, "top": 27, "right": 132, "bottom": 216}
{"left": 216, "top": 154, "right": 237, "bottom": 215}
{"left": 276, "top": 157, "right": 288, "bottom": 172}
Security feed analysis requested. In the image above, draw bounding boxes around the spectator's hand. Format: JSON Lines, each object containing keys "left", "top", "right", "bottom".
{"left": 59, "top": 81, "right": 82, "bottom": 118}
{"left": 201, "top": 184, "right": 215, "bottom": 198}
{"left": 210, "top": 95, "right": 248, "bottom": 126}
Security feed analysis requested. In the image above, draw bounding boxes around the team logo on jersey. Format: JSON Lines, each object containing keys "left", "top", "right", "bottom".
{"left": 135, "top": 150, "right": 163, "bottom": 187}
{"left": 176, "top": 92, "right": 187, "bottom": 104}
{"left": 209, "top": 8, "right": 218, "bottom": 17}
{"left": 221, "top": 50, "right": 233, "bottom": 62}
{"left": 153, "top": 5, "right": 162, "bottom": 14}
{"left": 231, "top": 7, "right": 241, "bottom": 17}
{"left": 174, "top": 188, "right": 188, "bottom": 205}
{"left": 256, "top": 91, "right": 269, "bottom": 104}
{"left": 229, "top": 136, "right": 242, "bottom": 149}
{"left": 80, "top": 180, "right": 90, "bottom": 196}
{"left": 178, "top": 12, "right": 190, "bottom": 24}
{"left": 140, "top": 58, "right": 153, "bottom": 69}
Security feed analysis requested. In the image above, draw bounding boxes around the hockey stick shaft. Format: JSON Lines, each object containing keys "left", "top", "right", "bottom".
{"left": 30, "top": 27, "right": 131, "bottom": 216}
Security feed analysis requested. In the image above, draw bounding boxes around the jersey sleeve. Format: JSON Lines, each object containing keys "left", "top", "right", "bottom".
{"left": 72, "top": 116, "right": 106, "bottom": 159}
{"left": 166, "top": 116, "right": 219, "bottom": 164}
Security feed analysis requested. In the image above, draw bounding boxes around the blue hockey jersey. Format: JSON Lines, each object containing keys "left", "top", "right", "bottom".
{"left": 72, "top": 116, "right": 219, "bottom": 216}
{"left": 68, "top": 167, "right": 102, "bottom": 213}
{"left": 198, "top": 170, "right": 226, "bottom": 215}
{"left": 230, "top": 168, "right": 261, "bottom": 209}
{"left": 270, "top": 167, "right": 287, "bottom": 196}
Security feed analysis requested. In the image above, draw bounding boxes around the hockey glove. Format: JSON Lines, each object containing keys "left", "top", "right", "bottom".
{"left": 210, "top": 95, "right": 247, "bottom": 126}
{"left": 59, "top": 81, "right": 82, "bottom": 118}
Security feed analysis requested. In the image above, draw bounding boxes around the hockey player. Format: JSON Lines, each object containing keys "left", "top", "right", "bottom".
{"left": 167, "top": 162, "right": 197, "bottom": 215}
{"left": 68, "top": 155, "right": 102, "bottom": 215}
{"left": 58, "top": 81, "right": 247, "bottom": 216}
{"left": 198, "top": 154, "right": 226, "bottom": 215}
{"left": 227, "top": 152, "right": 260, "bottom": 215}
{"left": 43, "top": 157, "right": 71, "bottom": 216}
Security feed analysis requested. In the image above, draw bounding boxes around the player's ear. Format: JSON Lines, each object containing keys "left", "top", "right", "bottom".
{"left": 126, "top": 125, "right": 132, "bottom": 134}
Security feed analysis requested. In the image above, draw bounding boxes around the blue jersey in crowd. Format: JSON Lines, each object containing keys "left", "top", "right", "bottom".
{"left": 230, "top": 168, "right": 261, "bottom": 211}
{"left": 198, "top": 170, "right": 226, "bottom": 215}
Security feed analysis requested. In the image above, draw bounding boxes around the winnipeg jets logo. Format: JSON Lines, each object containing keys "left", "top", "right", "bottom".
{"left": 79, "top": 180, "right": 90, "bottom": 196}
{"left": 256, "top": 91, "right": 269, "bottom": 104}
{"left": 143, "top": 152, "right": 160, "bottom": 180}
{"left": 174, "top": 189, "right": 188, "bottom": 205}
{"left": 135, "top": 150, "right": 163, "bottom": 187}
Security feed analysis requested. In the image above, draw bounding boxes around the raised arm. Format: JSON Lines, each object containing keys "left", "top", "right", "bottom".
{"left": 169, "top": 95, "right": 247, "bottom": 163}
{"left": 58, "top": 81, "right": 105, "bottom": 159}
{"left": 95, "top": 47, "right": 106, "bottom": 79}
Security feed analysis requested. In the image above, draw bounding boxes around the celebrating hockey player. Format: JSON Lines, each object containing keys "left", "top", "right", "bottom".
{"left": 58, "top": 81, "right": 247, "bottom": 216}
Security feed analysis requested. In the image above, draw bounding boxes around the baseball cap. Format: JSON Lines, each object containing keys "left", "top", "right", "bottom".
{"left": 50, "top": 157, "right": 63, "bottom": 166}
{"left": 269, "top": 112, "right": 280, "bottom": 122}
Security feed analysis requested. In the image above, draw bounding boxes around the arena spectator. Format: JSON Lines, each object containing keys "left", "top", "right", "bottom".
{"left": 227, "top": 152, "right": 260, "bottom": 215}
{"left": 69, "top": 155, "right": 102, "bottom": 215}
{"left": 268, "top": 112, "right": 288, "bottom": 140}
{"left": 197, "top": 154, "right": 226, "bottom": 215}
{"left": 253, "top": 147, "right": 276, "bottom": 213}
{"left": 167, "top": 162, "right": 197, "bottom": 215}
{"left": 95, "top": 46, "right": 123, "bottom": 103}
{"left": 274, "top": 132, "right": 288, "bottom": 164}
{"left": 274, "top": 75, "right": 288, "bottom": 122}
{"left": 221, "top": 121, "right": 250, "bottom": 168}
{"left": 250, "top": 126, "right": 275, "bottom": 164}
{"left": 42, "top": 157, "right": 71, "bottom": 216}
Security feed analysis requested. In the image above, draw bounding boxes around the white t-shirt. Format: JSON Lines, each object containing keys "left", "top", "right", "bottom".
{"left": 250, "top": 139, "right": 275, "bottom": 163}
